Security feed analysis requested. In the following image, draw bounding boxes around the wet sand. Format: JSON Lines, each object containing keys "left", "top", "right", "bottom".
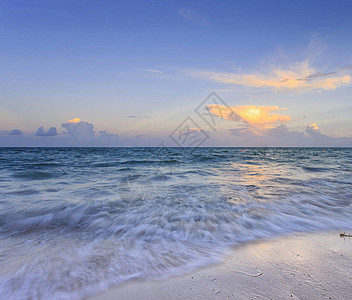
{"left": 89, "top": 231, "right": 352, "bottom": 300}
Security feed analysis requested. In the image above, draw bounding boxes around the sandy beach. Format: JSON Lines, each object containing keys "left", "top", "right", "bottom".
{"left": 89, "top": 231, "right": 352, "bottom": 300}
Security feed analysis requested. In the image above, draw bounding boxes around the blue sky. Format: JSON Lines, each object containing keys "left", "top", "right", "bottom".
{"left": 1, "top": 0, "right": 352, "bottom": 146}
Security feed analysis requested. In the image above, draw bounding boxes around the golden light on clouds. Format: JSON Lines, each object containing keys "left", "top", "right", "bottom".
{"left": 68, "top": 118, "right": 81, "bottom": 123}
{"left": 192, "top": 60, "right": 351, "bottom": 91}
{"left": 206, "top": 104, "right": 291, "bottom": 128}
{"left": 308, "top": 123, "right": 319, "bottom": 130}
{"left": 315, "top": 76, "right": 351, "bottom": 90}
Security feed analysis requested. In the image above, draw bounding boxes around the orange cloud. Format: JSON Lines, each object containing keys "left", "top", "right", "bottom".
{"left": 308, "top": 123, "right": 319, "bottom": 130}
{"left": 310, "top": 75, "right": 351, "bottom": 90}
{"left": 68, "top": 118, "right": 81, "bottom": 123}
{"left": 192, "top": 60, "right": 351, "bottom": 91}
{"left": 206, "top": 104, "right": 291, "bottom": 128}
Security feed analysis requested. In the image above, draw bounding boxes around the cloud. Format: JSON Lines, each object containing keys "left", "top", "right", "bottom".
{"left": 205, "top": 101, "right": 352, "bottom": 146}
{"left": 0, "top": 118, "right": 123, "bottom": 147}
{"left": 97, "top": 131, "right": 120, "bottom": 145}
{"left": 35, "top": 126, "right": 58, "bottom": 137}
{"left": 228, "top": 123, "right": 352, "bottom": 147}
{"left": 135, "top": 134, "right": 146, "bottom": 140}
{"left": 60, "top": 118, "right": 122, "bottom": 146}
{"left": 178, "top": 9, "right": 209, "bottom": 26}
{"left": 190, "top": 60, "right": 351, "bottom": 92}
{"left": 143, "top": 69, "right": 162, "bottom": 74}
{"left": 180, "top": 127, "right": 207, "bottom": 144}
{"left": 178, "top": 127, "right": 206, "bottom": 139}
{"left": 207, "top": 104, "right": 291, "bottom": 128}
{"left": 68, "top": 118, "right": 81, "bottom": 123}
{"left": 307, "top": 123, "right": 319, "bottom": 130}
{"left": 61, "top": 118, "right": 94, "bottom": 139}
{"left": 9, "top": 129, "right": 23, "bottom": 136}
{"left": 127, "top": 115, "right": 151, "bottom": 119}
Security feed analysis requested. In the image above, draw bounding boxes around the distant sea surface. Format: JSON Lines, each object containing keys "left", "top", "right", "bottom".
{"left": 1, "top": 147, "right": 352, "bottom": 299}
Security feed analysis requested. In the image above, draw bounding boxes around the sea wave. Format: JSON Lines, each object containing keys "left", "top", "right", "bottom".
{"left": 1, "top": 147, "right": 352, "bottom": 299}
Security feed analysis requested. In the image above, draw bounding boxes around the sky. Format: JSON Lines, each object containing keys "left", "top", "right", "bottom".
{"left": 1, "top": 0, "right": 352, "bottom": 146}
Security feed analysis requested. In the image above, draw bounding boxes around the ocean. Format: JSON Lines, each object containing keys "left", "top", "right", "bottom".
{"left": 0, "top": 147, "right": 352, "bottom": 299}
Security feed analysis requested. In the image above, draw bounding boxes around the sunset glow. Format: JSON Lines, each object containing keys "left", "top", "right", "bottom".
{"left": 308, "top": 123, "right": 319, "bottom": 130}
{"left": 1, "top": 2, "right": 352, "bottom": 299}
{"left": 207, "top": 104, "right": 291, "bottom": 128}
{"left": 192, "top": 60, "right": 351, "bottom": 91}
{"left": 68, "top": 118, "right": 81, "bottom": 124}
{"left": 0, "top": 1, "right": 351, "bottom": 147}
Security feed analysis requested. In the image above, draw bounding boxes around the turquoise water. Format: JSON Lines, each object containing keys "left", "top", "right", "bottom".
{"left": 1, "top": 147, "right": 352, "bottom": 299}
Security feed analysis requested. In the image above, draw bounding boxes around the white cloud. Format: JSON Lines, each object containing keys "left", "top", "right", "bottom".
{"left": 178, "top": 9, "right": 209, "bottom": 26}
{"left": 0, "top": 129, "right": 23, "bottom": 136}
{"left": 191, "top": 60, "right": 351, "bottom": 92}
{"left": 59, "top": 118, "right": 122, "bottom": 146}
{"left": 61, "top": 118, "right": 95, "bottom": 139}
{"left": 35, "top": 126, "right": 58, "bottom": 137}
{"left": 188, "top": 40, "right": 352, "bottom": 93}
{"left": 97, "top": 131, "right": 120, "bottom": 145}
{"left": 227, "top": 123, "right": 352, "bottom": 146}
{"left": 143, "top": 69, "right": 162, "bottom": 74}
{"left": 9, "top": 129, "right": 23, "bottom": 136}
{"left": 127, "top": 115, "right": 151, "bottom": 119}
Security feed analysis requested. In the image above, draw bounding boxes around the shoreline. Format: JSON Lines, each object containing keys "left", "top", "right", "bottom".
{"left": 89, "top": 231, "right": 352, "bottom": 300}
